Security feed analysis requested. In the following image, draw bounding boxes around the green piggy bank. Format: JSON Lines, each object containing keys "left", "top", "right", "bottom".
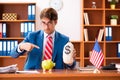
{"left": 42, "top": 59, "right": 55, "bottom": 72}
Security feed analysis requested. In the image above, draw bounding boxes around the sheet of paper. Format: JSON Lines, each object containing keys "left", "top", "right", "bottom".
{"left": 16, "top": 70, "right": 39, "bottom": 74}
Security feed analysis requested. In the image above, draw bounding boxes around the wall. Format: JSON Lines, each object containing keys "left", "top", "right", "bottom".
{"left": 0, "top": 0, "right": 82, "bottom": 41}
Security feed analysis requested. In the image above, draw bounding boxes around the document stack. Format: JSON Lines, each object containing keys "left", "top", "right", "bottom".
{"left": 0, "top": 64, "right": 18, "bottom": 73}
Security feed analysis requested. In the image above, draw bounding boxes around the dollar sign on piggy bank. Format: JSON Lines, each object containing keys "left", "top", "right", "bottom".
{"left": 42, "top": 59, "right": 55, "bottom": 72}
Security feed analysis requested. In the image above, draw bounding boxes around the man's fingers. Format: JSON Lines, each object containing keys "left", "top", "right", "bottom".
{"left": 32, "top": 44, "right": 40, "bottom": 49}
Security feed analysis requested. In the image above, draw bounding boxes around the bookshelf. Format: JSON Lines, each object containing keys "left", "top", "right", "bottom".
{"left": 1, "top": 0, "right": 120, "bottom": 70}
{"left": 82, "top": 0, "right": 120, "bottom": 67}
{"left": 0, "top": 3, "right": 36, "bottom": 70}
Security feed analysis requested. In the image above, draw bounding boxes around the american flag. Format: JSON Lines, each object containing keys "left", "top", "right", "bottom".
{"left": 90, "top": 40, "right": 104, "bottom": 69}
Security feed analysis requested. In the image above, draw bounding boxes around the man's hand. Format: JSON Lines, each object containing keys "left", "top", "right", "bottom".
{"left": 19, "top": 42, "right": 40, "bottom": 51}
{"left": 67, "top": 48, "right": 76, "bottom": 65}
{"left": 72, "top": 48, "right": 76, "bottom": 59}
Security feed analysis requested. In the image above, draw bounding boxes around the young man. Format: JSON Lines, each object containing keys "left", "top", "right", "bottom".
{"left": 10, "top": 8, "right": 76, "bottom": 70}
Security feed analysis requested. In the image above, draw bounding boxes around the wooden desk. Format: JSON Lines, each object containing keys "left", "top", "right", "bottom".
{"left": 0, "top": 69, "right": 120, "bottom": 80}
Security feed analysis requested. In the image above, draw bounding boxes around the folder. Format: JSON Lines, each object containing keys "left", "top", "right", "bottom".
{"left": 0, "top": 23, "right": 2, "bottom": 38}
{"left": 6, "top": 41, "right": 11, "bottom": 56}
{"left": 28, "top": 4, "right": 32, "bottom": 20}
{"left": 24, "top": 22, "right": 28, "bottom": 37}
{"left": 10, "top": 41, "right": 15, "bottom": 51}
{"left": 28, "top": 22, "right": 32, "bottom": 34}
{"left": 2, "top": 41, "right": 7, "bottom": 56}
{"left": 14, "top": 40, "right": 18, "bottom": 47}
{"left": 0, "top": 41, "right": 2, "bottom": 56}
{"left": 105, "top": 27, "right": 109, "bottom": 41}
{"left": 31, "top": 4, "right": 35, "bottom": 20}
{"left": 108, "top": 27, "right": 112, "bottom": 41}
{"left": 118, "top": 43, "right": 120, "bottom": 57}
{"left": 21, "top": 23, "right": 24, "bottom": 37}
{"left": 32, "top": 22, "right": 35, "bottom": 32}
{"left": 2, "top": 23, "right": 6, "bottom": 38}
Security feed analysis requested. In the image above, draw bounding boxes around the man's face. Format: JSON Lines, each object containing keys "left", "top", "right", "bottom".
{"left": 41, "top": 17, "right": 57, "bottom": 34}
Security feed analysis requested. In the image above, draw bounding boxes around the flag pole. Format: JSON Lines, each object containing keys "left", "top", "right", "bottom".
{"left": 93, "top": 40, "right": 100, "bottom": 73}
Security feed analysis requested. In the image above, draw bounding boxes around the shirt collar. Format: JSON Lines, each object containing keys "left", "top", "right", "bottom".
{"left": 44, "top": 31, "right": 55, "bottom": 39}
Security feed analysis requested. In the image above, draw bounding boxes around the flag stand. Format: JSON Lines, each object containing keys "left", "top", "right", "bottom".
{"left": 93, "top": 68, "right": 100, "bottom": 73}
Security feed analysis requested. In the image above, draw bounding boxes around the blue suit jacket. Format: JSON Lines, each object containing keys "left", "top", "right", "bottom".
{"left": 10, "top": 30, "right": 76, "bottom": 70}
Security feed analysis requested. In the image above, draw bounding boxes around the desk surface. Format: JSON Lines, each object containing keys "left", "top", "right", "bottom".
{"left": 0, "top": 69, "right": 120, "bottom": 80}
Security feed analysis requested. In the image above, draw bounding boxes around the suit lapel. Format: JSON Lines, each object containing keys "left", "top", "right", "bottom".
{"left": 52, "top": 32, "right": 59, "bottom": 61}
{"left": 36, "top": 31, "right": 44, "bottom": 56}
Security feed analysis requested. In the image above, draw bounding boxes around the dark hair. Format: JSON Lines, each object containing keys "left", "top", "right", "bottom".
{"left": 40, "top": 8, "right": 58, "bottom": 21}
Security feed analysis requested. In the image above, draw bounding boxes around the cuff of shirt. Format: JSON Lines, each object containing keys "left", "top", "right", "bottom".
{"left": 66, "top": 60, "right": 76, "bottom": 69}
{"left": 17, "top": 45, "right": 24, "bottom": 53}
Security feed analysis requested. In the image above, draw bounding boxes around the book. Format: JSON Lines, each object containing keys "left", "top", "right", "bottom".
{"left": 84, "top": 13, "right": 87, "bottom": 25}
{"left": 97, "top": 29, "right": 104, "bottom": 41}
{"left": 85, "top": 13, "right": 90, "bottom": 25}
{"left": 84, "top": 28, "right": 89, "bottom": 41}
{"left": 84, "top": 12, "right": 90, "bottom": 25}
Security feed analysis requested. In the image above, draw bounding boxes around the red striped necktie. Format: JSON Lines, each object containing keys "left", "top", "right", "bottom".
{"left": 44, "top": 35, "right": 53, "bottom": 60}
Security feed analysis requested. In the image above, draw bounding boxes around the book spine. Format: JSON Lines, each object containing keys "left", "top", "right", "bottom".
{"left": 84, "top": 28, "right": 89, "bottom": 41}
{"left": 85, "top": 13, "right": 89, "bottom": 25}
{"left": 98, "top": 29, "right": 104, "bottom": 41}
